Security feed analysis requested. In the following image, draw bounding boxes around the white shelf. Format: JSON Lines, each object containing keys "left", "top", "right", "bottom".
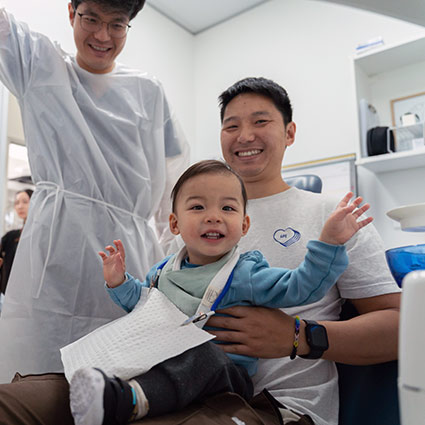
{"left": 356, "top": 147, "right": 425, "bottom": 173}
{"left": 354, "top": 36, "right": 425, "bottom": 76}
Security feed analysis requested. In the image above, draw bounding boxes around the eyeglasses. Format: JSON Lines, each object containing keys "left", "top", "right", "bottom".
{"left": 77, "top": 13, "right": 131, "bottom": 38}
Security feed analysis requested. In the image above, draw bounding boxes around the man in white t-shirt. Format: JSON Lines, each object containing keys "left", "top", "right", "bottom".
{"left": 207, "top": 77, "right": 401, "bottom": 425}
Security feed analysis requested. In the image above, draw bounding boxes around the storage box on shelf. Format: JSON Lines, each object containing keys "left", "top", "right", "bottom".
{"left": 391, "top": 122, "right": 424, "bottom": 152}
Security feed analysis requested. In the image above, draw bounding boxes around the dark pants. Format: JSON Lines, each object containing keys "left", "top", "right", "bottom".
{"left": 136, "top": 341, "right": 253, "bottom": 417}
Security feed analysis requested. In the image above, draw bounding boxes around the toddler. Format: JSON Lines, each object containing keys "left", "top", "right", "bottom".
{"left": 70, "top": 159, "right": 372, "bottom": 425}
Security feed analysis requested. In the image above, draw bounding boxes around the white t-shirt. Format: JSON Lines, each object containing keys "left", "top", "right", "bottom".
{"left": 238, "top": 187, "right": 400, "bottom": 425}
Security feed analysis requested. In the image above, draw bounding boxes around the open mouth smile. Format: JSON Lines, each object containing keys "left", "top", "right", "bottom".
{"left": 89, "top": 44, "right": 111, "bottom": 53}
{"left": 236, "top": 149, "right": 262, "bottom": 157}
{"left": 201, "top": 232, "right": 224, "bottom": 240}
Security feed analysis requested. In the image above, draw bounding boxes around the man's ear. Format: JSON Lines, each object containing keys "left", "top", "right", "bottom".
{"left": 285, "top": 121, "right": 296, "bottom": 148}
{"left": 68, "top": 2, "right": 75, "bottom": 26}
{"left": 242, "top": 215, "right": 250, "bottom": 236}
{"left": 169, "top": 213, "right": 180, "bottom": 235}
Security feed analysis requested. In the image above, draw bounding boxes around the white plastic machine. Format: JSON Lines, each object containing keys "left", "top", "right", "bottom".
{"left": 386, "top": 203, "right": 425, "bottom": 425}
{"left": 398, "top": 270, "right": 425, "bottom": 424}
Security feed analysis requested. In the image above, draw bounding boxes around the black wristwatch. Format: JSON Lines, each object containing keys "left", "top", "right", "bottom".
{"left": 299, "top": 319, "right": 329, "bottom": 359}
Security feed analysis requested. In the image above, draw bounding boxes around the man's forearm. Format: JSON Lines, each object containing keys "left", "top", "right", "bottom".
{"left": 294, "top": 292, "right": 401, "bottom": 365}
{"left": 207, "top": 293, "right": 400, "bottom": 364}
{"left": 318, "top": 308, "right": 399, "bottom": 365}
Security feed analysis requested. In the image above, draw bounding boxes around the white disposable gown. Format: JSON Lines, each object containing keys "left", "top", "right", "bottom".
{"left": 0, "top": 9, "right": 189, "bottom": 383}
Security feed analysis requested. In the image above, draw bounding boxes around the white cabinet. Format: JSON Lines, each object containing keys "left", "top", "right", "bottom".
{"left": 351, "top": 37, "right": 425, "bottom": 249}
{"left": 352, "top": 36, "right": 425, "bottom": 173}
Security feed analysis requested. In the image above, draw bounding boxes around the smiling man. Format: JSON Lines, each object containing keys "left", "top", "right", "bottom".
{"left": 0, "top": 0, "right": 188, "bottom": 384}
{"left": 220, "top": 87, "right": 295, "bottom": 199}
{"left": 205, "top": 77, "right": 401, "bottom": 425}
{"left": 69, "top": 1, "right": 130, "bottom": 73}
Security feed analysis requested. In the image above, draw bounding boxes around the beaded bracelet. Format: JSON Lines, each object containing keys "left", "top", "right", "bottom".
{"left": 290, "top": 315, "right": 301, "bottom": 360}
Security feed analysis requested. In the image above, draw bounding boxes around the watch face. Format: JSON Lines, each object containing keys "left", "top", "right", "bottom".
{"left": 309, "top": 324, "right": 329, "bottom": 349}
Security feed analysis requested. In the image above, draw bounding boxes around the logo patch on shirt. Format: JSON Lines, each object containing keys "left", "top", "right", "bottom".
{"left": 273, "top": 227, "right": 301, "bottom": 248}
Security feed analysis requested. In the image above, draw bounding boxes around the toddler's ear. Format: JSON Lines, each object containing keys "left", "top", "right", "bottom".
{"left": 169, "top": 213, "right": 180, "bottom": 235}
{"left": 242, "top": 215, "right": 250, "bottom": 236}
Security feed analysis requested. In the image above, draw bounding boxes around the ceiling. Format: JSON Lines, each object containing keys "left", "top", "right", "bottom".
{"left": 146, "top": 0, "right": 271, "bottom": 34}
{"left": 146, "top": 0, "right": 425, "bottom": 35}
{"left": 317, "top": 0, "right": 425, "bottom": 27}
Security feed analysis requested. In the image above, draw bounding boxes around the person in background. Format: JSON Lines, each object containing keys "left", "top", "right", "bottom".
{"left": 0, "top": 0, "right": 188, "bottom": 383}
{"left": 0, "top": 189, "right": 33, "bottom": 296}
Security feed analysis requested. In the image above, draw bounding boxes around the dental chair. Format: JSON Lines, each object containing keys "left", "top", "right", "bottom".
{"left": 337, "top": 301, "right": 400, "bottom": 425}
{"left": 285, "top": 173, "right": 400, "bottom": 425}
{"left": 284, "top": 174, "right": 323, "bottom": 194}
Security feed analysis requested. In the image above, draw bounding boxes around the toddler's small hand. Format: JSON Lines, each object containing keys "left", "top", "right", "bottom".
{"left": 320, "top": 192, "right": 373, "bottom": 245}
{"left": 99, "top": 239, "right": 126, "bottom": 288}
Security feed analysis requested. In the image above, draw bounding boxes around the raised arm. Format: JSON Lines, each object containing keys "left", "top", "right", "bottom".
{"left": 237, "top": 194, "right": 373, "bottom": 309}
{"left": 100, "top": 239, "right": 145, "bottom": 312}
{"left": 100, "top": 240, "right": 171, "bottom": 313}
{"left": 0, "top": 8, "right": 45, "bottom": 98}
{"left": 319, "top": 192, "right": 373, "bottom": 245}
{"left": 98, "top": 239, "right": 127, "bottom": 288}
{"left": 239, "top": 242, "right": 348, "bottom": 309}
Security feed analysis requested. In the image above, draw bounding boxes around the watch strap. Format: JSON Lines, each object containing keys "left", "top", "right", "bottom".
{"left": 299, "top": 319, "right": 328, "bottom": 359}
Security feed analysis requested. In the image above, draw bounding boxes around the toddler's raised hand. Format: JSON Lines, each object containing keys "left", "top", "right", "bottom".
{"left": 98, "top": 239, "right": 126, "bottom": 288}
{"left": 319, "top": 192, "right": 373, "bottom": 245}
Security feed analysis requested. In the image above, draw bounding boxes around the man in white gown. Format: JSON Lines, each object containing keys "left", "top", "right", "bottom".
{"left": 0, "top": 0, "right": 188, "bottom": 383}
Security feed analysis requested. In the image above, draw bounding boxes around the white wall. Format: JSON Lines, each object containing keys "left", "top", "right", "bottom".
{"left": 193, "top": 0, "right": 425, "bottom": 163}
{"left": 369, "top": 60, "right": 425, "bottom": 126}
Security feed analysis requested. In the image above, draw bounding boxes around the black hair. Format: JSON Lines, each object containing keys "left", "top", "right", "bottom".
{"left": 218, "top": 77, "right": 293, "bottom": 125}
{"left": 17, "top": 189, "right": 33, "bottom": 199}
{"left": 70, "top": 0, "right": 146, "bottom": 21}
{"left": 171, "top": 160, "right": 248, "bottom": 214}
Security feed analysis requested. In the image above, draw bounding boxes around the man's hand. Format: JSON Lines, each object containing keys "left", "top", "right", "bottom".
{"left": 320, "top": 192, "right": 373, "bottom": 245}
{"left": 206, "top": 306, "right": 306, "bottom": 358}
{"left": 98, "top": 239, "right": 126, "bottom": 288}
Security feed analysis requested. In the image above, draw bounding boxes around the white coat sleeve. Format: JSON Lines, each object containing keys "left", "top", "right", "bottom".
{"left": 153, "top": 99, "right": 190, "bottom": 255}
{"left": 0, "top": 8, "right": 45, "bottom": 98}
